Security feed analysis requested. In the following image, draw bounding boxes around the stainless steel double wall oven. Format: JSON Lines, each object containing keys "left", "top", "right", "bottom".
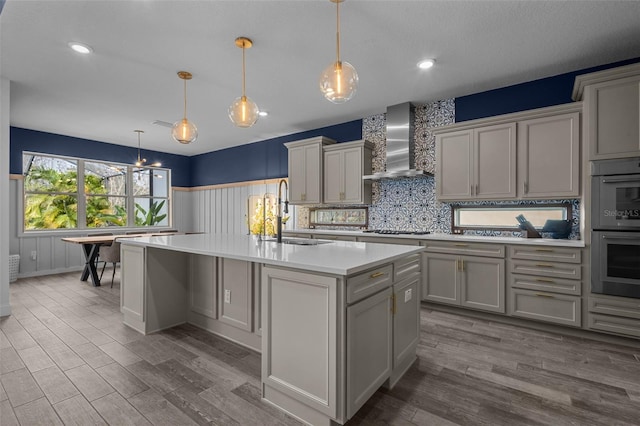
{"left": 591, "top": 157, "right": 640, "bottom": 298}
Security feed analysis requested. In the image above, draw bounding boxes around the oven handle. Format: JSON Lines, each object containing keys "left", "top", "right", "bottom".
{"left": 601, "top": 234, "right": 640, "bottom": 240}
{"left": 602, "top": 177, "right": 640, "bottom": 183}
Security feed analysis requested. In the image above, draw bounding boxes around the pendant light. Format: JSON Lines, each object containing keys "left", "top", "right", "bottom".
{"left": 171, "top": 71, "right": 198, "bottom": 144}
{"left": 319, "top": 0, "right": 358, "bottom": 103}
{"left": 229, "top": 37, "right": 259, "bottom": 128}
{"left": 134, "top": 130, "right": 161, "bottom": 167}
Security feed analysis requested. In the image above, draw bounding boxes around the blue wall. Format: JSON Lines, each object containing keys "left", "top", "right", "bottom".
{"left": 10, "top": 128, "right": 192, "bottom": 187}
{"left": 456, "top": 57, "right": 640, "bottom": 122}
{"left": 189, "top": 120, "right": 362, "bottom": 187}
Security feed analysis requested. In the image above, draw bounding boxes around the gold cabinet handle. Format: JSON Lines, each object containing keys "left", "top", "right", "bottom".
{"left": 454, "top": 243, "right": 468, "bottom": 247}
{"left": 535, "top": 293, "right": 554, "bottom": 298}
{"left": 370, "top": 271, "right": 385, "bottom": 278}
{"left": 391, "top": 293, "right": 397, "bottom": 315}
{"left": 535, "top": 248, "right": 554, "bottom": 252}
{"left": 536, "top": 278, "right": 555, "bottom": 283}
{"left": 535, "top": 263, "right": 554, "bottom": 268}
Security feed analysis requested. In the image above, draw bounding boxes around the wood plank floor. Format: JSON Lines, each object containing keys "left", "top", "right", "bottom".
{"left": 2, "top": 271, "right": 640, "bottom": 425}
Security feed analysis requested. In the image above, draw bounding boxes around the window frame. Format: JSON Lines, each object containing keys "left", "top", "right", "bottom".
{"left": 21, "top": 151, "right": 172, "bottom": 234}
{"left": 451, "top": 203, "right": 572, "bottom": 233}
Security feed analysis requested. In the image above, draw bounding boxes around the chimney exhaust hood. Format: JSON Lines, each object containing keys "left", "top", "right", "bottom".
{"left": 363, "top": 102, "right": 431, "bottom": 180}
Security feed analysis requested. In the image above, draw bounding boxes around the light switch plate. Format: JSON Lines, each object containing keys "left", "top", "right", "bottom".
{"left": 224, "top": 289, "right": 231, "bottom": 304}
{"left": 404, "top": 288, "right": 412, "bottom": 303}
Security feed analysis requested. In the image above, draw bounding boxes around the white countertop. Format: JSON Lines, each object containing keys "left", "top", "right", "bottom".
{"left": 120, "top": 234, "right": 425, "bottom": 276}
{"left": 285, "top": 229, "right": 586, "bottom": 248}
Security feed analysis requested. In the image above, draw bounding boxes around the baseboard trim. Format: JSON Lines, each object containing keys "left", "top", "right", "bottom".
{"left": 17, "top": 266, "right": 84, "bottom": 279}
{"left": 0, "top": 303, "right": 12, "bottom": 317}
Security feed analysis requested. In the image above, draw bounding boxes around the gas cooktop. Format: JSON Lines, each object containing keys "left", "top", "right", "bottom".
{"left": 363, "top": 230, "right": 431, "bottom": 235}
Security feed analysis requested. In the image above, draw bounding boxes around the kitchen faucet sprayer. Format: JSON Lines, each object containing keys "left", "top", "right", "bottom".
{"left": 277, "top": 179, "right": 289, "bottom": 243}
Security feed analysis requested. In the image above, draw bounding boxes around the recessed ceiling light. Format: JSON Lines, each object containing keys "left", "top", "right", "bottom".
{"left": 68, "top": 42, "right": 93, "bottom": 54}
{"left": 258, "top": 111, "right": 268, "bottom": 117}
{"left": 417, "top": 59, "right": 435, "bottom": 70}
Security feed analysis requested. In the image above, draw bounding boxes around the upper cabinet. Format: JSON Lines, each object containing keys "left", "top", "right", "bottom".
{"left": 324, "top": 140, "right": 374, "bottom": 205}
{"left": 434, "top": 103, "right": 582, "bottom": 201}
{"left": 285, "top": 137, "right": 335, "bottom": 205}
{"left": 573, "top": 63, "right": 640, "bottom": 160}
{"left": 518, "top": 112, "right": 580, "bottom": 198}
{"left": 436, "top": 123, "right": 516, "bottom": 201}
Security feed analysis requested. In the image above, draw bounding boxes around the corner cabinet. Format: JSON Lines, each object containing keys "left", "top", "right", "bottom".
{"left": 285, "top": 136, "right": 336, "bottom": 204}
{"left": 573, "top": 63, "right": 640, "bottom": 160}
{"left": 434, "top": 103, "right": 582, "bottom": 201}
{"left": 436, "top": 123, "right": 517, "bottom": 201}
{"left": 323, "top": 140, "right": 373, "bottom": 205}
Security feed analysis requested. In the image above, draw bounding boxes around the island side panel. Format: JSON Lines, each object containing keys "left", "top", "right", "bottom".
{"left": 145, "top": 247, "right": 189, "bottom": 334}
{"left": 121, "top": 244, "right": 146, "bottom": 333}
{"left": 262, "top": 266, "right": 343, "bottom": 422}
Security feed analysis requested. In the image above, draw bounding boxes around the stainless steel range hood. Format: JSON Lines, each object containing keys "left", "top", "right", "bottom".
{"left": 363, "top": 102, "right": 431, "bottom": 180}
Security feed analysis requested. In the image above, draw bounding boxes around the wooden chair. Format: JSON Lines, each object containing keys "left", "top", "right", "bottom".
{"left": 99, "top": 240, "right": 121, "bottom": 288}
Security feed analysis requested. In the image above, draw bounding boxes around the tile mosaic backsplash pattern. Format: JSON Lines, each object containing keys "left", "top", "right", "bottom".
{"left": 299, "top": 99, "right": 581, "bottom": 239}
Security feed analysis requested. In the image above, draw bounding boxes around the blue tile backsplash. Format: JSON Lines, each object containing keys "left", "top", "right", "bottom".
{"left": 306, "top": 98, "right": 581, "bottom": 239}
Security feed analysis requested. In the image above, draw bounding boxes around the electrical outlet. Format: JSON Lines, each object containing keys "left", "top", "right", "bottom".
{"left": 30, "top": 251, "right": 37, "bottom": 261}
{"left": 224, "top": 289, "right": 231, "bottom": 304}
{"left": 404, "top": 288, "right": 412, "bottom": 303}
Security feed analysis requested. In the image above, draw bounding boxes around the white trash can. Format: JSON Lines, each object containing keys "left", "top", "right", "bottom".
{"left": 9, "top": 254, "right": 20, "bottom": 282}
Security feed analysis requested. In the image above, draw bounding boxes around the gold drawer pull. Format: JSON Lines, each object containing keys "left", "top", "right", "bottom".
{"left": 536, "top": 278, "right": 555, "bottom": 283}
{"left": 454, "top": 243, "right": 468, "bottom": 247}
{"left": 370, "top": 271, "right": 385, "bottom": 278}
{"left": 535, "top": 248, "right": 554, "bottom": 252}
{"left": 535, "top": 263, "right": 554, "bottom": 268}
{"left": 535, "top": 293, "right": 554, "bottom": 298}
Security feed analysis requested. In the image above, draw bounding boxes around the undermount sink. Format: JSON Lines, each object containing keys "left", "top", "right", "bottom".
{"left": 263, "top": 237, "right": 332, "bottom": 245}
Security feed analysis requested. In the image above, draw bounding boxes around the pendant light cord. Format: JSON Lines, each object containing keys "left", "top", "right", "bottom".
{"left": 183, "top": 78, "right": 188, "bottom": 119}
{"left": 336, "top": 0, "right": 341, "bottom": 63}
{"left": 242, "top": 43, "right": 247, "bottom": 99}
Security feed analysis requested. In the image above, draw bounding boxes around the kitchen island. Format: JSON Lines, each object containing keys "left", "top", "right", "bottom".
{"left": 119, "top": 233, "right": 424, "bottom": 426}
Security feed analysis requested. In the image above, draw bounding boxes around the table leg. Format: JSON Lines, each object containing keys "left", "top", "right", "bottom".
{"left": 80, "top": 243, "right": 102, "bottom": 286}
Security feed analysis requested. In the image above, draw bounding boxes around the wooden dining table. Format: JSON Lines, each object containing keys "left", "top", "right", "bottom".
{"left": 62, "top": 232, "right": 180, "bottom": 286}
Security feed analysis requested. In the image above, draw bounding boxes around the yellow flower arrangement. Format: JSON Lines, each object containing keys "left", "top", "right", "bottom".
{"left": 248, "top": 195, "right": 289, "bottom": 236}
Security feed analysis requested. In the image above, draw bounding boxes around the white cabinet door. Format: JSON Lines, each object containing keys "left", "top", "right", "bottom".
{"left": 189, "top": 254, "right": 217, "bottom": 320}
{"left": 262, "top": 267, "right": 339, "bottom": 418}
{"left": 218, "top": 258, "right": 253, "bottom": 331}
{"left": 286, "top": 137, "right": 335, "bottom": 204}
{"left": 323, "top": 149, "right": 343, "bottom": 204}
{"left": 288, "top": 145, "right": 308, "bottom": 204}
{"left": 347, "top": 287, "right": 392, "bottom": 419}
{"left": 474, "top": 123, "right": 517, "bottom": 199}
{"left": 586, "top": 76, "right": 640, "bottom": 160}
{"left": 121, "top": 244, "right": 146, "bottom": 330}
{"left": 393, "top": 276, "right": 420, "bottom": 369}
{"left": 518, "top": 112, "right": 580, "bottom": 198}
{"left": 436, "top": 130, "right": 473, "bottom": 200}
{"left": 343, "top": 146, "right": 366, "bottom": 203}
{"left": 422, "top": 253, "right": 460, "bottom": 305}
{"left": 459, "top": 256, "right": 505, "bottom": 313}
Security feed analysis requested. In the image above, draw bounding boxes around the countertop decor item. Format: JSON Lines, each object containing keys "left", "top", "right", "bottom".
{"left": 229, "top": 37, "right": 259, "bottom": 128}
{"left": 171, "top": 71, "right": 198, "bottom": 144}
{"left": 319, "top": 0, "right": 358, "bottom": 103}
{"left": 541, "top": 219, "right": 572, "bottom": 239}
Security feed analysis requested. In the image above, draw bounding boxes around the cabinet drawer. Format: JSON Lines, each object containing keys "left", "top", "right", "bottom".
{"left": 509, "top": 259, "right": 581, "bottom": 280}
{"left": 509, "top": 274, "right": 581, "bottom": 296}
{"left": 509, "top": 246, "right": 581, "bottom": 263}
{"left": 394, "top": 254, "right": 421, "bottom": 283}
{"left": 508, "top": 288, "right": 581, "bottom": 327}
{"left": 421, "top": 240, "right": 505, "bottom": 258}
{"left": 588, "top": 313, "right": 640, "bottom": 338}
{"left": 347, "top": 264, "right": 393, "bottom": 304}
{"left": 588, "top": 295, "right": 640, "bottom": 320}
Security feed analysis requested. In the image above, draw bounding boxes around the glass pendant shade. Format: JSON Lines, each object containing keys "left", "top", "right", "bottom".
{"left": 171, "top": 118, "right": 198, "bottom": 145}
{"left": 319, "top": 60, "right": 358, "bottom": 103}
{"left": 228, "top": 95, "right": 259, "bottom": 128}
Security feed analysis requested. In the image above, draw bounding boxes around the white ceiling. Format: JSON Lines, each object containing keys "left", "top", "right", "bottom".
{"left": 2, "top": 0, "right": 640, "bottom": 156}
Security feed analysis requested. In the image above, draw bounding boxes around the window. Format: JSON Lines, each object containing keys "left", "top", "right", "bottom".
{"left": 23, "top": 152, "right": 171, "bottom": 231}
{"left": 452, "top": 203, "right": 571, "bottom": 232}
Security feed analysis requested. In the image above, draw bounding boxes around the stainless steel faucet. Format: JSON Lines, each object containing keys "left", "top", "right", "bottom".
{"left": 277, "top": 179, "right": 289, "bottom": 243}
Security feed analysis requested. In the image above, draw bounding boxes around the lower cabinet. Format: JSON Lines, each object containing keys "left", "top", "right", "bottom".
{"left": 347, "top": 287, "right": 393, "bottom": 419}
{"left": 390, "top": 274, "right": 420, "bottom": 387}
{"left": 588, "top": 294, "right": 640, "bottom": 338}
{"left": 508, "top": 288, "right": 581, "bottom": 327}
{"left": 423, "top": 252, "right": 505, "bottom": 313}
{"left": 218, "top": 258, "right": 253, "bottom": 331}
